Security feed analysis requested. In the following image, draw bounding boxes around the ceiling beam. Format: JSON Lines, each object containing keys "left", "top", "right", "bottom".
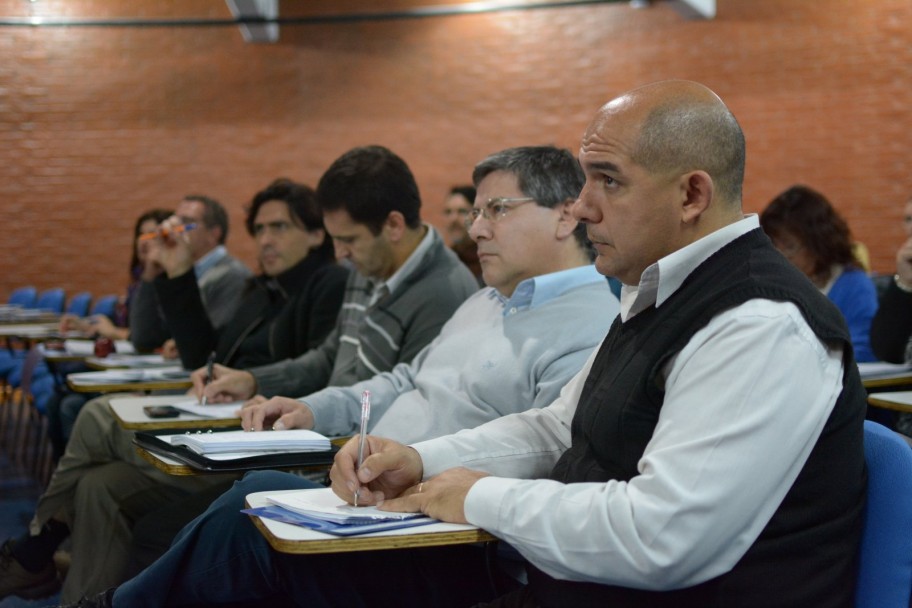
{"left": 0, "top": 1, "right": 707, "bottom": 28}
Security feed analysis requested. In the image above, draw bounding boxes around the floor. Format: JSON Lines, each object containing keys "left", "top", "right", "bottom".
{"left": 0, "top": 453, "right": 60, "bottom": 608}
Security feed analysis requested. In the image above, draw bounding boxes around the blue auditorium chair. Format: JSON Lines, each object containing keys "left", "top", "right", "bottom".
{"left": 90, "top": 294, "right": 118, "bottom": 320}
{"left": 7, "top": 286, "right": 37, "bottom": 308}
{"left": 65, "top": 291, "right": 92, "bottom": 317}
{"left": 35, "top": 288, "right": 65, "bottom": 313}
{"left": 855, "top": 421, "right": 912, "bottom": 607}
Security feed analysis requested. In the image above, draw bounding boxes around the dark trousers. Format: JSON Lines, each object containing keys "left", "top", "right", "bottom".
{"left": 114, "top": 470, "right": 519, "bottom": 608}
{"left": 122, "top": 479, "right": 236, "bottom": 578}
{"left": 46, "top": 390, "right": 92, "bottom": 461}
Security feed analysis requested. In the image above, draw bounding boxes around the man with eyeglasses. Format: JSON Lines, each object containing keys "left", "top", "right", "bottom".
{"left": 127, "top": 194, "right": 251, "bottom": 351}
{"left": 66, "top": 145, "right": 619, "bottom": 608}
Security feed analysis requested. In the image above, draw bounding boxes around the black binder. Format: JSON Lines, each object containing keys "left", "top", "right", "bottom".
{"left": 133, "top": 427, "right": 338, "bottom": 473}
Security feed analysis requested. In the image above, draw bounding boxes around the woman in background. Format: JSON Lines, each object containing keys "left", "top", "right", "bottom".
{"left": 58, "top": 208, "right": 172, "bottom": 341}
{"left": 760, "top": 184, "right": 878, "bottom": 362}
{"left": 49, "top": 208, "right": 173, "bottom": 459}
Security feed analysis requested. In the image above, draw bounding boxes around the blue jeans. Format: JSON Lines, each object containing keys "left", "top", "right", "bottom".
{"left": 114, "top": 470, "right": 516, "bottom": 607}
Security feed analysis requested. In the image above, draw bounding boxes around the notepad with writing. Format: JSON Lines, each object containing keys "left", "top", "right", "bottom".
{"left": 244, "top": 487, "right": 436, "bottom": 536}
{"left": 170, "top": 429, "right": 331, "bottom": 455}
{"left": 268, "top": 487, "right": 423, "bottom": 523}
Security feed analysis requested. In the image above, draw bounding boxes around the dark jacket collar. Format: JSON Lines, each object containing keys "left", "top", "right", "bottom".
{"left": 257, "top": 246, "right": 336, "bottom": 299}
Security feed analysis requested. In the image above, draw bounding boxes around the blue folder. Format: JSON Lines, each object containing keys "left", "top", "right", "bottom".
{"left": 243, "top": 505, "right": 438, "bottom": 537}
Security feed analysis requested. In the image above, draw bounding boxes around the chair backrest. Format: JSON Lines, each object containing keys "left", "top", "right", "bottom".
{"left": 856, "top": 421, "right": 912, "bottom": 607}
{"left": 65, "top": 291, "right": 92, "bottom": 317}
{"left": 8, "top": 286, "right": 37, "bottom": 308}
{"left": 19, "top": 345, "right": 53, "bottom": 414}
{"left": 90, "top": 294, "right": 118, "bottom": 319}
{"left": 35, "top": 288, "right": 65, "bottom": 313}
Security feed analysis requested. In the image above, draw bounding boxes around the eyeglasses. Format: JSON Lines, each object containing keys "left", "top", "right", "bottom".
{"left": 464, "top": 197, "right": 536, "bottom": 231}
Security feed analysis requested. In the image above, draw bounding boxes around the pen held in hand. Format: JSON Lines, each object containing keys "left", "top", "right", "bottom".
{"left": 201, "top": 351, "right": 215, "bottom": 406}
{"left": 138, "top": 223, "right": 198, "bottom": 241}
{"left": 354, "top": 390, "right": 371, "bottom": 507}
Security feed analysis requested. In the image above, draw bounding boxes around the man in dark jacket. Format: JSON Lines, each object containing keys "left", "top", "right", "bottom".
{"left": 154, "top": 178, "right": 349, "bottom": 371}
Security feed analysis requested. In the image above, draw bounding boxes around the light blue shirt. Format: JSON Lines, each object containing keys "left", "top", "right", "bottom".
{"left": 193, "top": 245, "right": 228, "bottom": 281}
{"left": 499, "top": 265, "right": 606, "bottom": 317}
{"left": 303, "top": 264, "right": 619, "bottom": 443}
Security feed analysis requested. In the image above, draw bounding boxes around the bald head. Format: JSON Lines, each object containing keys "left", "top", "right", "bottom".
{"left": 574, "top": 81, "right": 747, "bottom": 284}
{"left": 585, "top": 80, "right": 746, "bottom": 207}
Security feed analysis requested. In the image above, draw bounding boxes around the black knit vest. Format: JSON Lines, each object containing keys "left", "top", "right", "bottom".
{"left": 530, "top": 228, "right": 866, "bottom": 608}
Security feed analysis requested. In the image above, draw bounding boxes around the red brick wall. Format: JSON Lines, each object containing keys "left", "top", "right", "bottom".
{"left": 0, "top": 0, "right": 910, "bottom": 303}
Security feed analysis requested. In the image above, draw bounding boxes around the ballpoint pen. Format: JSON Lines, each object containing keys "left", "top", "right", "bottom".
{"left": 138, "top": 223, "right": 197, "bottom": 241}
{"left": 201, "top": 351, "right": 215, "bottom": 406}
{"left": 354, "top": 390, "right": 371, "bottom": 507}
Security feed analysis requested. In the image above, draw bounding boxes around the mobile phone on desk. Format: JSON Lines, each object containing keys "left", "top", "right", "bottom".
{"left": 143, "top": 405, "right": 182, "bottom": 419}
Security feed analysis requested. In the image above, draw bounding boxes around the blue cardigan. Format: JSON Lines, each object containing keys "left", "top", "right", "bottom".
{"left": 827, "top": 267, "right": 879, "bottom": 362}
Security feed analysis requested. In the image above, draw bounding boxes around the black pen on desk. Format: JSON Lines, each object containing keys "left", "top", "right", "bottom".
{"left": 201, "top": 351, "right": 215, "bottom": 406}
{"left": 354, "top": 390, "right": 371, "bottom": 507}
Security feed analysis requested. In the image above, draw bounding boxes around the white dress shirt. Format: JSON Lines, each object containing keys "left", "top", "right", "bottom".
{"left": 413, "top": 215, "right": 845, "bottom": 590}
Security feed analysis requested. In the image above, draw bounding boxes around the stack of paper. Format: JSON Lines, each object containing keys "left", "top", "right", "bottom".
{"left": 67, "top": 366, "right": 188, "bottom": 385}
{"left": 171, "top": 400, "right": 244, "bottom": 419}
{"left": 61, "top": 340, "right": 96, "bottom": 355}
{"left": 113, "top": 340, "right": 137, "bottom": 354}
{"left": 857, "top": 361, "right": 912, "bottom": 379}
{"left": 86, "top": 354, "right": 170, "bottom": 369}
{"left": 63, "top": 339, "right": 138, "bottom": 356}
{"left": 1, "top": 323, "right": 58, "bottom": 338}
{"left": 170, "top": 429, "right": 331, "bottom": 455}
{"left": 243, "top": 487, "right": 436, "bottom": 536}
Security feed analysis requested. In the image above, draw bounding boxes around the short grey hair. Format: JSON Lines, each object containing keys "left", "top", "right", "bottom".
{"left": 472, "top": 146, "right": 591, "bottom": 258}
